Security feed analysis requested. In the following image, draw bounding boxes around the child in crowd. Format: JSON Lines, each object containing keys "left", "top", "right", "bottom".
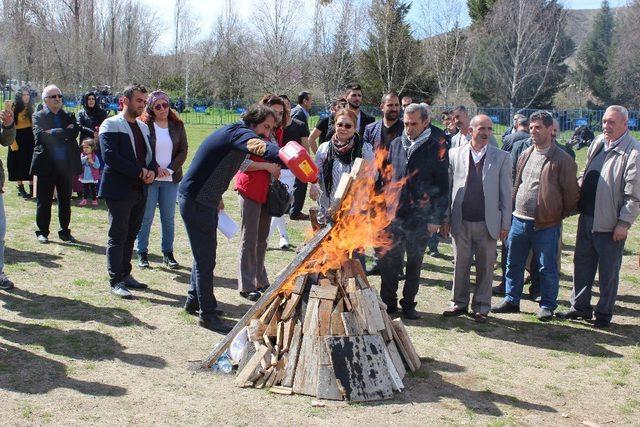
{"left": 78, "top": 138, "right": 101, "bottom": 206}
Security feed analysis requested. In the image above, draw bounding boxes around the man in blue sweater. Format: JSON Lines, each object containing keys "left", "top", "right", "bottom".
{"left": 179, "top": 104, "right": 282, "bottom": 333}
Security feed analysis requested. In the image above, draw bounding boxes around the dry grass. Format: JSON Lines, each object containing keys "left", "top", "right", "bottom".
{"left": 0, "top": 124, "right": 639, "bottom": 425}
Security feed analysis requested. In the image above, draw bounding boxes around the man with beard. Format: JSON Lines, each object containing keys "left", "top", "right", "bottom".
{"left": 99, "top": 84, "right": 156, "bottom": 299}
{"left": 345, "top": 83, "right": 375, "bottom": 137}
{"left": 379, "top": 103, "right": 449, "bottom": 319}
{"left": 362, "top": 92, "right": 403, "bottom": 151}
{"left": 450, "top": 105, "right": 498, "bottom": 149}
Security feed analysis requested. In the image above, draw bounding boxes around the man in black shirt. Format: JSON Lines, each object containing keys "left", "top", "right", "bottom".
{"left": 345, "top": 83, "right": 375, "bottom": 136}
{"left": 362, "top": 92, "right": 403, "bottom": 151}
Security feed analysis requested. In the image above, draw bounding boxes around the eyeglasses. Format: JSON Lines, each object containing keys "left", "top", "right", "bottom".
{"left": 336, "top": 122, "right": 353, "bottom": 129}
{"left": 47, "top": 94, "right": 63, "bottom": 99}
{"left": 154, "top": 102, "right": 169, "bottom": 111}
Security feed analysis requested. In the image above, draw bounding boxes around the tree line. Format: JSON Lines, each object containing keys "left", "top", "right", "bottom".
{"left": 1, "top": 0, "right": 638, "bottom": 109}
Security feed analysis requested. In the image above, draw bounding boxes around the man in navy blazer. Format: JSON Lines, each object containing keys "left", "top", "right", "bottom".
{"left": 362, "top": 92, "right": 403, "bottom": 152}
{"left": 99, "top": 84, "right": 157, "bottom": 299}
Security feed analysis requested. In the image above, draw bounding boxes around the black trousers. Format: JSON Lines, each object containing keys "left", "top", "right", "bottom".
{"left": 179, "top": 194, "right": 218, "bottom": 318}
{"left": 379, "top": 221, "right": 430, "bottom": 310}
{"left": 105, "top": 191, "right": 146, "bottom": 286}
{"left": 289, "top": 178, "right": 307, "bottom": 216}
{"left": 35, "top": 172, "right": 73, "bottom": 237}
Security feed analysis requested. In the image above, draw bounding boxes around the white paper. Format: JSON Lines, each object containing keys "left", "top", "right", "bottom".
{"left": 217, "top": 210, "right": 238, "bottom": 239}
{"left": 155, "top": 168, "right": 174, "bottom": 182}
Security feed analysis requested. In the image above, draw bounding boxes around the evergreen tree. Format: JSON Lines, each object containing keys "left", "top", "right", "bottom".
{"left": 467, "top": 0, "right": 497, "bottom": 24}
{"left": 577, "top": 0, "right": 615, "bottom": 106}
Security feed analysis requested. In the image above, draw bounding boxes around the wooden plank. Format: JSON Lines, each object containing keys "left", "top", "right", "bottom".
{"left": 276, "top": 321, "right": 285, "bottom": 349}
{"left": 349, "top": 290, "right": 370, "bottom": 332}
{"left": 381, "top": 310, "right": 394, "bottom": 342}
{"left": 203, "top": 225, "right": 333, "bottom": 367}
{"left": 291, "top": 274, "right": 307, "bottom": 295}
{"left": 247, "top": 319, "right": 267, "bottom": 342}
{"left": 281, "top": 292, "right": 302, "bottom": 321}
{"left": 281, "top": 320, "right": 303, "bottom": 388}
{"left": 349, "top": 157, "right": 365, "bottom": 179}
{"left": 384, "top": 345, "right": 404, "bottom": 392}
{"left": 391, "top": 319, "right": 421, "bottom": 371}
{"left": 302, "top": 298, "right": 320, "bottom": 336}
{"left": 341, "top": 312, "right": 363, "bottom": 336}
{"left": 357, "top": 288, "right": 386, "bottom": 333}
{"left": 255, "top": 366, "right": 274, "bottom": 389}
{"left": 281, "top": 318, "right": 295, "bottom": 352}
{"left": 345, "top": 277, "right": 358, "bottom": 294}
{"left": 328, "top": 172, "right": 354, "bottom": 215}
{"left": 265, "top": 366, "right": 279, "bottom": 388}
{"left": 269, "top": 385, "right": 293, "bottom": 395}
{"left": 330, "top": 310, "right": 346, "bottom": 335}
{"left": 318, "top": 278, "right": 332, "bottom": 287}
{"left": 309, "top": 284, "right": 338, "bottom": 301}
{"left": 386, "top": 340, "right": 406, "bottom": 379}
{"left": 259, "top": 297, "right": 281, "bottom": 325}
{"left": 264, "top": 306, "right": 281, "bottom": 337}
{"left": 234, "top": 345, "right": 270, "bottom": 388}
{"left": 292, "top": 335, "right": 322, "bottom": 396}
{"left": 273, "top": 357, "right": 287, "bottom": 385}
{"left": 317, "top": 299, "right": 333, "bottom": 336}
{"left": 325, "top": 335, "right": 394, "bottom": 402}
{"left": 316, "top": 339, "right": 342, "bottom": 400}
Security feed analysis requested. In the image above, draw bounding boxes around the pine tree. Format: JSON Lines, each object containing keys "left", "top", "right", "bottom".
{"left": 467, "top": 0, "right": 497, "bottom": 24}
{"left": 577, "top": 0, "right": 615, "bottom": 106}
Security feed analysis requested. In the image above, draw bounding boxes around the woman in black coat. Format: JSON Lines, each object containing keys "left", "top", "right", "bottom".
{"left": 77, "top": 92, "right": 108, "bottom": 141}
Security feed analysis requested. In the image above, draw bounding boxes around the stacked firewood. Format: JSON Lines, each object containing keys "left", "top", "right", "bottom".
{"left": 232, "top": 259, "right": 421, "bottom": 402}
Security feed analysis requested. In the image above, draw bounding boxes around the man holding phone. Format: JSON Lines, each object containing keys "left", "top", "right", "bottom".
{"left": 1, "top": 104, "right": 17, "bottom": 289}
{"left": 30, "top": 85, "right": 81, "bottom": 244}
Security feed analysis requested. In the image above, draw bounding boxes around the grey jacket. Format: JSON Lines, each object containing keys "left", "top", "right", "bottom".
{"left": 447, "top": 143, "right": 513, "bottom": 240}
{"left": 0, "top": 123, "right": 16, "bottom": 193}
{"left": 450, "top": 131, "right": 499, "bottom": 149}
{"left": 581, "top": 132, "right": 640, "bottom": 232}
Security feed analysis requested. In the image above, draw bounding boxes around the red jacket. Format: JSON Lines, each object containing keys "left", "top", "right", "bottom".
{"left": 235, "top": 155, "right": 270, "bottom": 204}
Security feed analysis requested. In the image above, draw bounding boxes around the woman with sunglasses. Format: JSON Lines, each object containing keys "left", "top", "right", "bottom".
{"left": 311, "top": 108, "right": 373, "bottom": 225}
{"left": 7, "top": 87, "right": 35, "bottom": 199}
{"left": 135, "top": 90, "right": 188, "bottom": 269}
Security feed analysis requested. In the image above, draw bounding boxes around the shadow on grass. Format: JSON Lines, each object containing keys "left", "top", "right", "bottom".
{"left": 170, "top": 269, "right": 237, "bottom": 290}
{"left": 0, "top": 319, "right": 165, "bottom": 368}
{"left": 0, "top": 342, "right": 126, "bottom": 396}
{"left": 0, "top": 288, "right": 154, "bottom": 329}
{"left": 413, "top": 312, "right": 636, "bottom": 358}
{"left": 4, "top": 247, "right": 63, "bottom": 268}
{"left": 364, "top": 358, "right": 556, "bottom": 416}
{"left": 137, "top": 288, "right": 251, "bottom": 320}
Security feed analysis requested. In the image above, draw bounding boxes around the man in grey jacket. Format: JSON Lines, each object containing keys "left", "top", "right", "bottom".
{"left": 0, "top": 108, "right": 16, "bottom": 290}
{"left": 442, "top": 115, "right": 512, "bottom": 322}
{"left": 558, "top": 105, "right": 640, "bottom": 328}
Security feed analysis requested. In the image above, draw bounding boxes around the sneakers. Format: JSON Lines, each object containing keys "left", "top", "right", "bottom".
{"left": 279, "top": 236, "right": 290, "bottom": 249}
{"left": 123, "top": 274, "right": 147, "bottom": 289}
{"left": 163, "top": 252, "right": 180, "bottom": 269}
{"left": 536, "top": 308, "right": 554, "bottom": 322}
{"left": 78, "top": 198, "right": 88, "bottom": 206}
{"left": 91, "top": 199, "right": 99, "bottom": 206}
{"left": 138, "top": 252, "right": 150, "bottom": 269}
{"left": 0, "top": 272, "right": 14, "bottom": 290}
{"left": 491, "top": 299, "right": 520, "bottom": 313}
{"left": 111, "top": 283, "right": 132, "bottom": 299}
{"left": 37, "top": 234, "right": 49, "bottom": 244}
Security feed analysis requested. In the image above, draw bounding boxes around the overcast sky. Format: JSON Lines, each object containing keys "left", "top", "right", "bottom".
{"left": 145, "top": 0, "right": 629, "bottom": 53}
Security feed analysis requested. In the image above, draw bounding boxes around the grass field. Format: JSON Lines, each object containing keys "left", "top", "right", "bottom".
{"left": 0, "top": 124, "right": 639, "bottom": 425}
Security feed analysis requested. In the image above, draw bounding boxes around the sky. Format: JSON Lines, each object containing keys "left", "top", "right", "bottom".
{"left": 146, "top": 0, "right": 630, "bottom": 53}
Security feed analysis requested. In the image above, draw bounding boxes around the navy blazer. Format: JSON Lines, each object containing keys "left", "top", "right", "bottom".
{"left": 98, "top": 113, "right": 156, "bottom": 200}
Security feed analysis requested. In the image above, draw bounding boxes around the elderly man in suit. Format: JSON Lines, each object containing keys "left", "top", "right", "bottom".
{"left": 442, "top": 115, "right": 512, "bottom": 322}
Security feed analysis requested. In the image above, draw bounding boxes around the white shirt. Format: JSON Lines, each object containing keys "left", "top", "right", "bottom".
{"left": 154, "top": 123, "right": 173, "bottom": 181}
{"left": 470, "top": 144, "right": 487, "bottom": 164}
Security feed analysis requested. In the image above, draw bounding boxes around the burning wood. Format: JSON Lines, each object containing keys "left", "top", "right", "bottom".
{"left": 203, "top": 151, "right": 419, "bottom": 401}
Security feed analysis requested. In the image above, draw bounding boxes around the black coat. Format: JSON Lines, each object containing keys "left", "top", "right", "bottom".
{"left": 30, "top": 107, "right": 81, "bottom": 176}
{"left": 77, "top": 108, "right": 108, "bottom": 140}
{"left": 387, "top": 126, "right": 449, "bottom": 229}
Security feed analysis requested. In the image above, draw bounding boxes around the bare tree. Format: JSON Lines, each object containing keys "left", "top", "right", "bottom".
{"left": 607, "top": 0, "right": 640, "bottom": 108}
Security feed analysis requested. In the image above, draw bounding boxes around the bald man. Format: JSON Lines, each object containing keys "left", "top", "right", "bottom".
{"left": 442, "top": 115, "right": 512, "bottom": 322}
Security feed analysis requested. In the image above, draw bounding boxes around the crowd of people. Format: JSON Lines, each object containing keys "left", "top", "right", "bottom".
{"left": 0, "top": 82, "right": 637, "bottom": 334}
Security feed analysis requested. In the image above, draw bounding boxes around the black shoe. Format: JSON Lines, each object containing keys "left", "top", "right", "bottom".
{"left": 17, "top": 184, "right": 29, "bottom": 199}
{"left": 290, "top": 212, "right": 310, "bottom": 221}
{"left": 123, "top": 274, "right": 147, "bottom": 290}
{"left": 163, "top": 252, "right": 179, "bottom": 269}
{"left": 443, "top": 306, "right": 468, "bottom": 317}
{"left": 556, "top": 308, "right": 593, "bottom": 321}
{"left": 198, "top": 315, "right": 233, "bottom": 333}
{"left": 37, "top": 234, "right": 49, "bottom": 244}
{"left": 402, "top": 308, "right": 421, "bottom": 320}
{"left": 59, "top": 232, "right": 76, "bottom": 243}
{"left": 386, "top": 305, "right": 398, "bottom": 315}
{"left": 239, "top": 291, "right": 261, "bottom": 302}
{"left": 492, "top": 284, "right": 505, "bottom": 296}
{"left": 111, "top": 283, "right": 133, "bottom": 299}
{"left": 428, "top": 249, "right": 440, "bottom": 258}
{"left": 138, "top": 252, "right": 150, "bottom": 269}
{"left": 0, "top": 273, "right": 14, "bottom": 291}
{"left": 366, "top": 265, "right": 380, "bottom": 276}
{"left": 491, "top": 299, "right": 520, "bottom": 313}
{"left": 183, "top": 299, "right": 223, "bottom": 316}
{"left": 537, "top": 308, "right": 554, "bottom": 321}
{"left": 593, "top": 318, "right": 610, "bottom": 329}
{"left": 398, "top": 271, "right": 406, "bottom": 280}
{"left": 257, "top": 285, "right": 269, "bottom": 293}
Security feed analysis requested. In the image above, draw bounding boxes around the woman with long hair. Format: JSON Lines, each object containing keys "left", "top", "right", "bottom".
{"left": 135, "top": 90, "right": 188, "bottom": 269}
{"left": 7, "top": 87, "right": 35, "bottom": 199}
{"left": 234, "top": 94, "right": 284, "bottom": 301}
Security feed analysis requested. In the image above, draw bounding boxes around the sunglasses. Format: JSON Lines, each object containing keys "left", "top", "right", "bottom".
{"left": 47, "top": 94, "right": 63, "bottom": 99}
{"left": 154, "top": 102, "right": 169, "bottom": 111}
{"left": 336, "top": 122, "right": 353, "bottom": 129}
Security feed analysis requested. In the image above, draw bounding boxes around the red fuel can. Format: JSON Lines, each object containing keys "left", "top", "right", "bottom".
{"left": 278, "top": 141, "right": 319, "bottom": 184}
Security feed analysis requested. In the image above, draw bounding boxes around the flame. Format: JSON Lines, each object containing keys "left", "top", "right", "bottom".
{"left": 280, "top": 149, "right": 408, "bottom": 293}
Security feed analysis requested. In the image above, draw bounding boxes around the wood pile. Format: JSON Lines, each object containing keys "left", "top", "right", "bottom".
{"left": 232, "top": 259, "right": 420, "bottom": 401}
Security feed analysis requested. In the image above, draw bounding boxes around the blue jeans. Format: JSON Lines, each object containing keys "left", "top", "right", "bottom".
{"left": 505, "top": 217, "right": 560, "bottom": 310}
{"left": 136, "top": 180, "right": 179, "bottom": 254}
{"left": 0, "top": 194, "right": 5, "bottom": 272}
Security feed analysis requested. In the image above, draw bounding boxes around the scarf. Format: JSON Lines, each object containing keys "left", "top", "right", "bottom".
{"left": 401, "top": 126, "right": 432, "bottom": 159}
{"left": 323, "top": 133, "right": 363, "bottom": 196}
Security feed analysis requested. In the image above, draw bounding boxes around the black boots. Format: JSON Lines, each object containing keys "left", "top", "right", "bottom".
{"left": 17, "top": 184, "right": 31, "bottom": 199}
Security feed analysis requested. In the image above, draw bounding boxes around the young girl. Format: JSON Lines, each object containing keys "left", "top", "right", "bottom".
{"left": 78, "top": 138, "right": 101, "bottom": 206}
